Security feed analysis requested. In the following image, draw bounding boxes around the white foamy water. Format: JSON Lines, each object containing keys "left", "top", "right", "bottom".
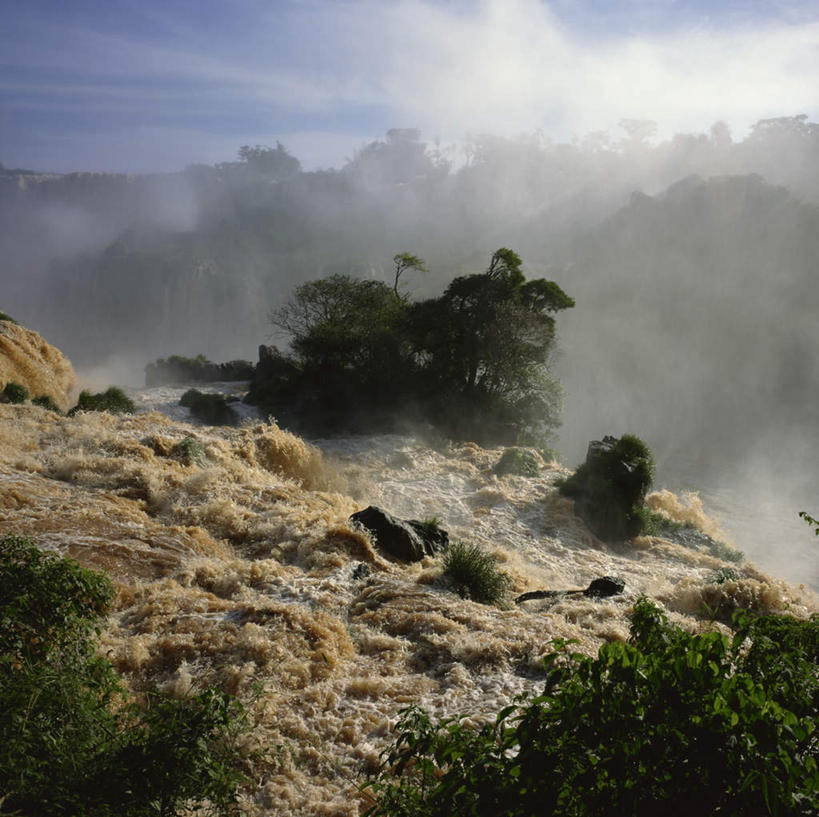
{"left": 2, "top": 391, "right": 815, "bottom": 816}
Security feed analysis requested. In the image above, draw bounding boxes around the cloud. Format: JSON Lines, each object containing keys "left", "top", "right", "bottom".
{"left": 2, "top": 0, "right": 817, "bottom": 171}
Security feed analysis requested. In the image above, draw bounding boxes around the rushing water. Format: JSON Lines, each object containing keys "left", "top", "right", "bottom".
{"left": 3, "top": 384, "right": 814, "bottom": 816}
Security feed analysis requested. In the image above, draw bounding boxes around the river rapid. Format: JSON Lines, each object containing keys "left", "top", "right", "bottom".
{"left": 1, "top": 385, "right": 815, "bottom": 816}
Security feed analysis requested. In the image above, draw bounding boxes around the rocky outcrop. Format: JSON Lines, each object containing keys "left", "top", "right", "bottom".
{"left": 559, "top": 435, "right": 654, "bottom": 541}
{"left": 350, "top": 506, "right": 449, "bottom": 563}
{"left": 0, "top": 320, "right": 77, "bottom": 411}
{"left": 515, "top": 576, "right": 625, "bottom": 604}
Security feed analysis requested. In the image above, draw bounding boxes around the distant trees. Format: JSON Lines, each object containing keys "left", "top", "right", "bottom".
{"left": 237, "top": 142, "right": 301, "bottom": 179}
{"left": 258, "top": 249, "right": 573, "bottom": 443}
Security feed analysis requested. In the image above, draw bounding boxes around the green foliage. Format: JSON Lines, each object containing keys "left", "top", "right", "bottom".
{"left": 392, "top": 252, "right": 426, "bottom": 294}
{"left": 262, "top": 249, "right": 573, "bottom": 443}
{"left": 560, "top": 434, "right": 655, "bottom": 540}
{"left": 365, "top": 599, "right": 819, "bottom": 817}
{"left": 171, "top": 435, "right": 207, "bottom": 466}
{"left": 145, "top": 354, "right": 254, "bottom": 387}
{"left": 71, "top": 386, "right": 136, "bottom": 414}
{"left": 709, "top": 566, "right": 741, "bottom": 584}
{"left": 799, "top": 510, "right": 819, "bottom": 536}
{"left": 3, "top": 381, "right": 29, "bottom": 403}
{"left": 0, "top": 534, "right": 246, "bottom": 816}
{"left": 494, "top": 447, "right": 539, "bottom": 477}
{"left": 0, "top": 310, "right": 18, "bottom": 323}
{"left": 442, "top": 541, "right": 512, "bottom": 606}
{"left": 640, "top": 508, "right": 687, "bottom": 536}
{"left": 708, "top": 539, "right": 745, "bottom": 563}
{"left": 180, "top": 389, "right": 239, "bottom": 426}
{"left": 32, "top": 393, "right": 61, "bottom": 412}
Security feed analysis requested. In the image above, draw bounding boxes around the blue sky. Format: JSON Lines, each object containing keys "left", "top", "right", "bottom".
{"left": 1, "top": 0, "right": 817, "bottom": 173}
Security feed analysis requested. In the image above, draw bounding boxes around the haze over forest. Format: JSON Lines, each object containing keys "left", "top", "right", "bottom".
{"left": 2, "top": 114, "right": 818, "bottom": 584}
{"left": 2, "top": 0, "right": 818, "bottom": 583}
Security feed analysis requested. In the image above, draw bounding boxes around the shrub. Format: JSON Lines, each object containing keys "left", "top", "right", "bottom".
{"left": 32, "top": 394, "right": 61, "bottom": 412}
{"left": 0, "top": 310, "right": 18, "bottom": 323}
{"left": 179, "top": 389, "right": 239, "bottom": 426}
{"left": 559, "top": 434, "right": 655, "bottom": 540}
{"left": 171, "top": 435, "right": 207, "bottom": 466}
{"left": 3, "top": 381, "right": 29, "bottom": 403}
{"left": 0, "top": 534, "right": 246, "bottom": 816}
{"left": 365, "top": 599, "right": 819, "bottom": 817}
{"left": 442, "top": 541, "right": 511, "bottom": 606}
{"left": 71, "top": 386, "right": 136, "bottom": 414}
{"left": 708, "top": 539, "right": 744, "bottom": 564}
{"left": 494, "top": 447, "right": 539, "bottom": 477}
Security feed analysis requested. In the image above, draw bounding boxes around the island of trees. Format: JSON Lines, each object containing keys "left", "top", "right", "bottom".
{"left": 247, "top": 247, "right": 574, "bottom": 446}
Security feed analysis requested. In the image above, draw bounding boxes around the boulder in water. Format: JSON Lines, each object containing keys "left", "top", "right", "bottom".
{"left": 350, "top": 506, "right": 448, "bottom": 563}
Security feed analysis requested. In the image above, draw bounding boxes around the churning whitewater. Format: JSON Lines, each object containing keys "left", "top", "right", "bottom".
{"left": 0, "top": 382, "right": 814, "bottom": 816}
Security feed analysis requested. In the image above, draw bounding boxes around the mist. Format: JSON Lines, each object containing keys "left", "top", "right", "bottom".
{"left": 2, "top": 116, "right": 818, "bottom": 585}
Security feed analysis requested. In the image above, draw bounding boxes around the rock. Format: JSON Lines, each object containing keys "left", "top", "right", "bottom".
{"left": 0, "top": 319, "right": 77, "bottom": 412}
{"left": 350, "top": 506, "right": 448, "bottom": 563}
{"left": 559, "top": 434, "right": 654, "bottom": 541}
{"left": 583, "top": 576, "right": 625, "bottom": 597}
{"left": 515, "top": 575, "right": 625, "bottom": 604}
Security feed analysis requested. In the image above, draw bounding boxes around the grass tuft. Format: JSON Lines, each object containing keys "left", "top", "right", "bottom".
{"left": 442, "top": 541, "right": 511, "bottom": 606}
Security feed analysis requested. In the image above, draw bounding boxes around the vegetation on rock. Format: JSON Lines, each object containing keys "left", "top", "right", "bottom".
{"left": 180, "top": 388, "right": 239, "bottom": 426}
{"left": 365, "top": 598, "right": 819, "bottom": 817}
{"left": 71, "top": 387, "right": 136, "bottom": 415}
{"left": 145, "top": 354, "right": 254, "bottom": 386}
{"left": 32, "top": 393, "right": 62, "bottom": 412}
{"left": 559, "top": 434, "right": 655, "bottom": 540}
{"left": 257, "top": 248, "right": 573, "bottom": 444}
{"left": 493, "top": 447, "right": 540, "bottom": 477}
{"left": 3, "top": 381, "right": 29, "bottom": 403}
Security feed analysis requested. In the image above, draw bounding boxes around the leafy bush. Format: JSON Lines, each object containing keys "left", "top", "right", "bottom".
{"left": 559, "top": 434, "right": 655, "bottom": 540}
{"left": 32, "top": 393, "right": 61, "bottom": 412}
{"left": 494, "top": 447, "right": 539, "bottom": 477}
{"left": 3, "top": 381, "right": 29, "bottom": 403}
{"left": 171, "top": 435, "right": 207, "bottom": 466}
{"left": 71, "top": 386, "right": 136, "bottom": 414}
{"left": 0, "top": 534, "right": 246, "bottom": 816}
{"left": 708, "top": 538, "right": 744, "bottom": 563}
{"left": 0, "top": 310, "right": 18, "bottom": 323}
{"left": 640, "top": 508, "right": 687, "bottom": 536}
{"left": 442, "top": 541, "right": 511, "bottom": 606}
{"left": 365, "top": 598, "right": 819, "bottom": 817}
{"left": 180, "top": 389, "right": 239, "bottom": 426}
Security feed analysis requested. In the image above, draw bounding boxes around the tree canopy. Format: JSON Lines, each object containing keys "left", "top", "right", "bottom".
{"left": 256, "top": 249, "right": 573, "bottom": 443}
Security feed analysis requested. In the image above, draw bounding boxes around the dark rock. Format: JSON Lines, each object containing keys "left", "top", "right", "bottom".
{"left": 352, "top": 562, "right": 371, "bottom": 581}
{"left": 583, "top": 576, "right": 625, "bottom": 597}
{"left": 407, "top": 519, "right": 450, "bottom": 555}
{"left": 515, "top": 575, "right": 625, "bottom": 605}
{"left": 350, "top": 506, "right": 448, "bottom": 563}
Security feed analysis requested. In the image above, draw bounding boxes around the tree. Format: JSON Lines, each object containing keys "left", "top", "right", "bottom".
{"left": 261, "top": 249, "right": 573, "bottom": 443}
{"left": 392, "top": 252, "right": 426, "bottom": 295}
{"left": 237, "top": 142, "right": 301, "bottom": 179}
{"left": 271, "top": 274, "right": 408, "bottom": 377}
{"left": 409, "top": 249, "right": 574, "bottom": 442}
